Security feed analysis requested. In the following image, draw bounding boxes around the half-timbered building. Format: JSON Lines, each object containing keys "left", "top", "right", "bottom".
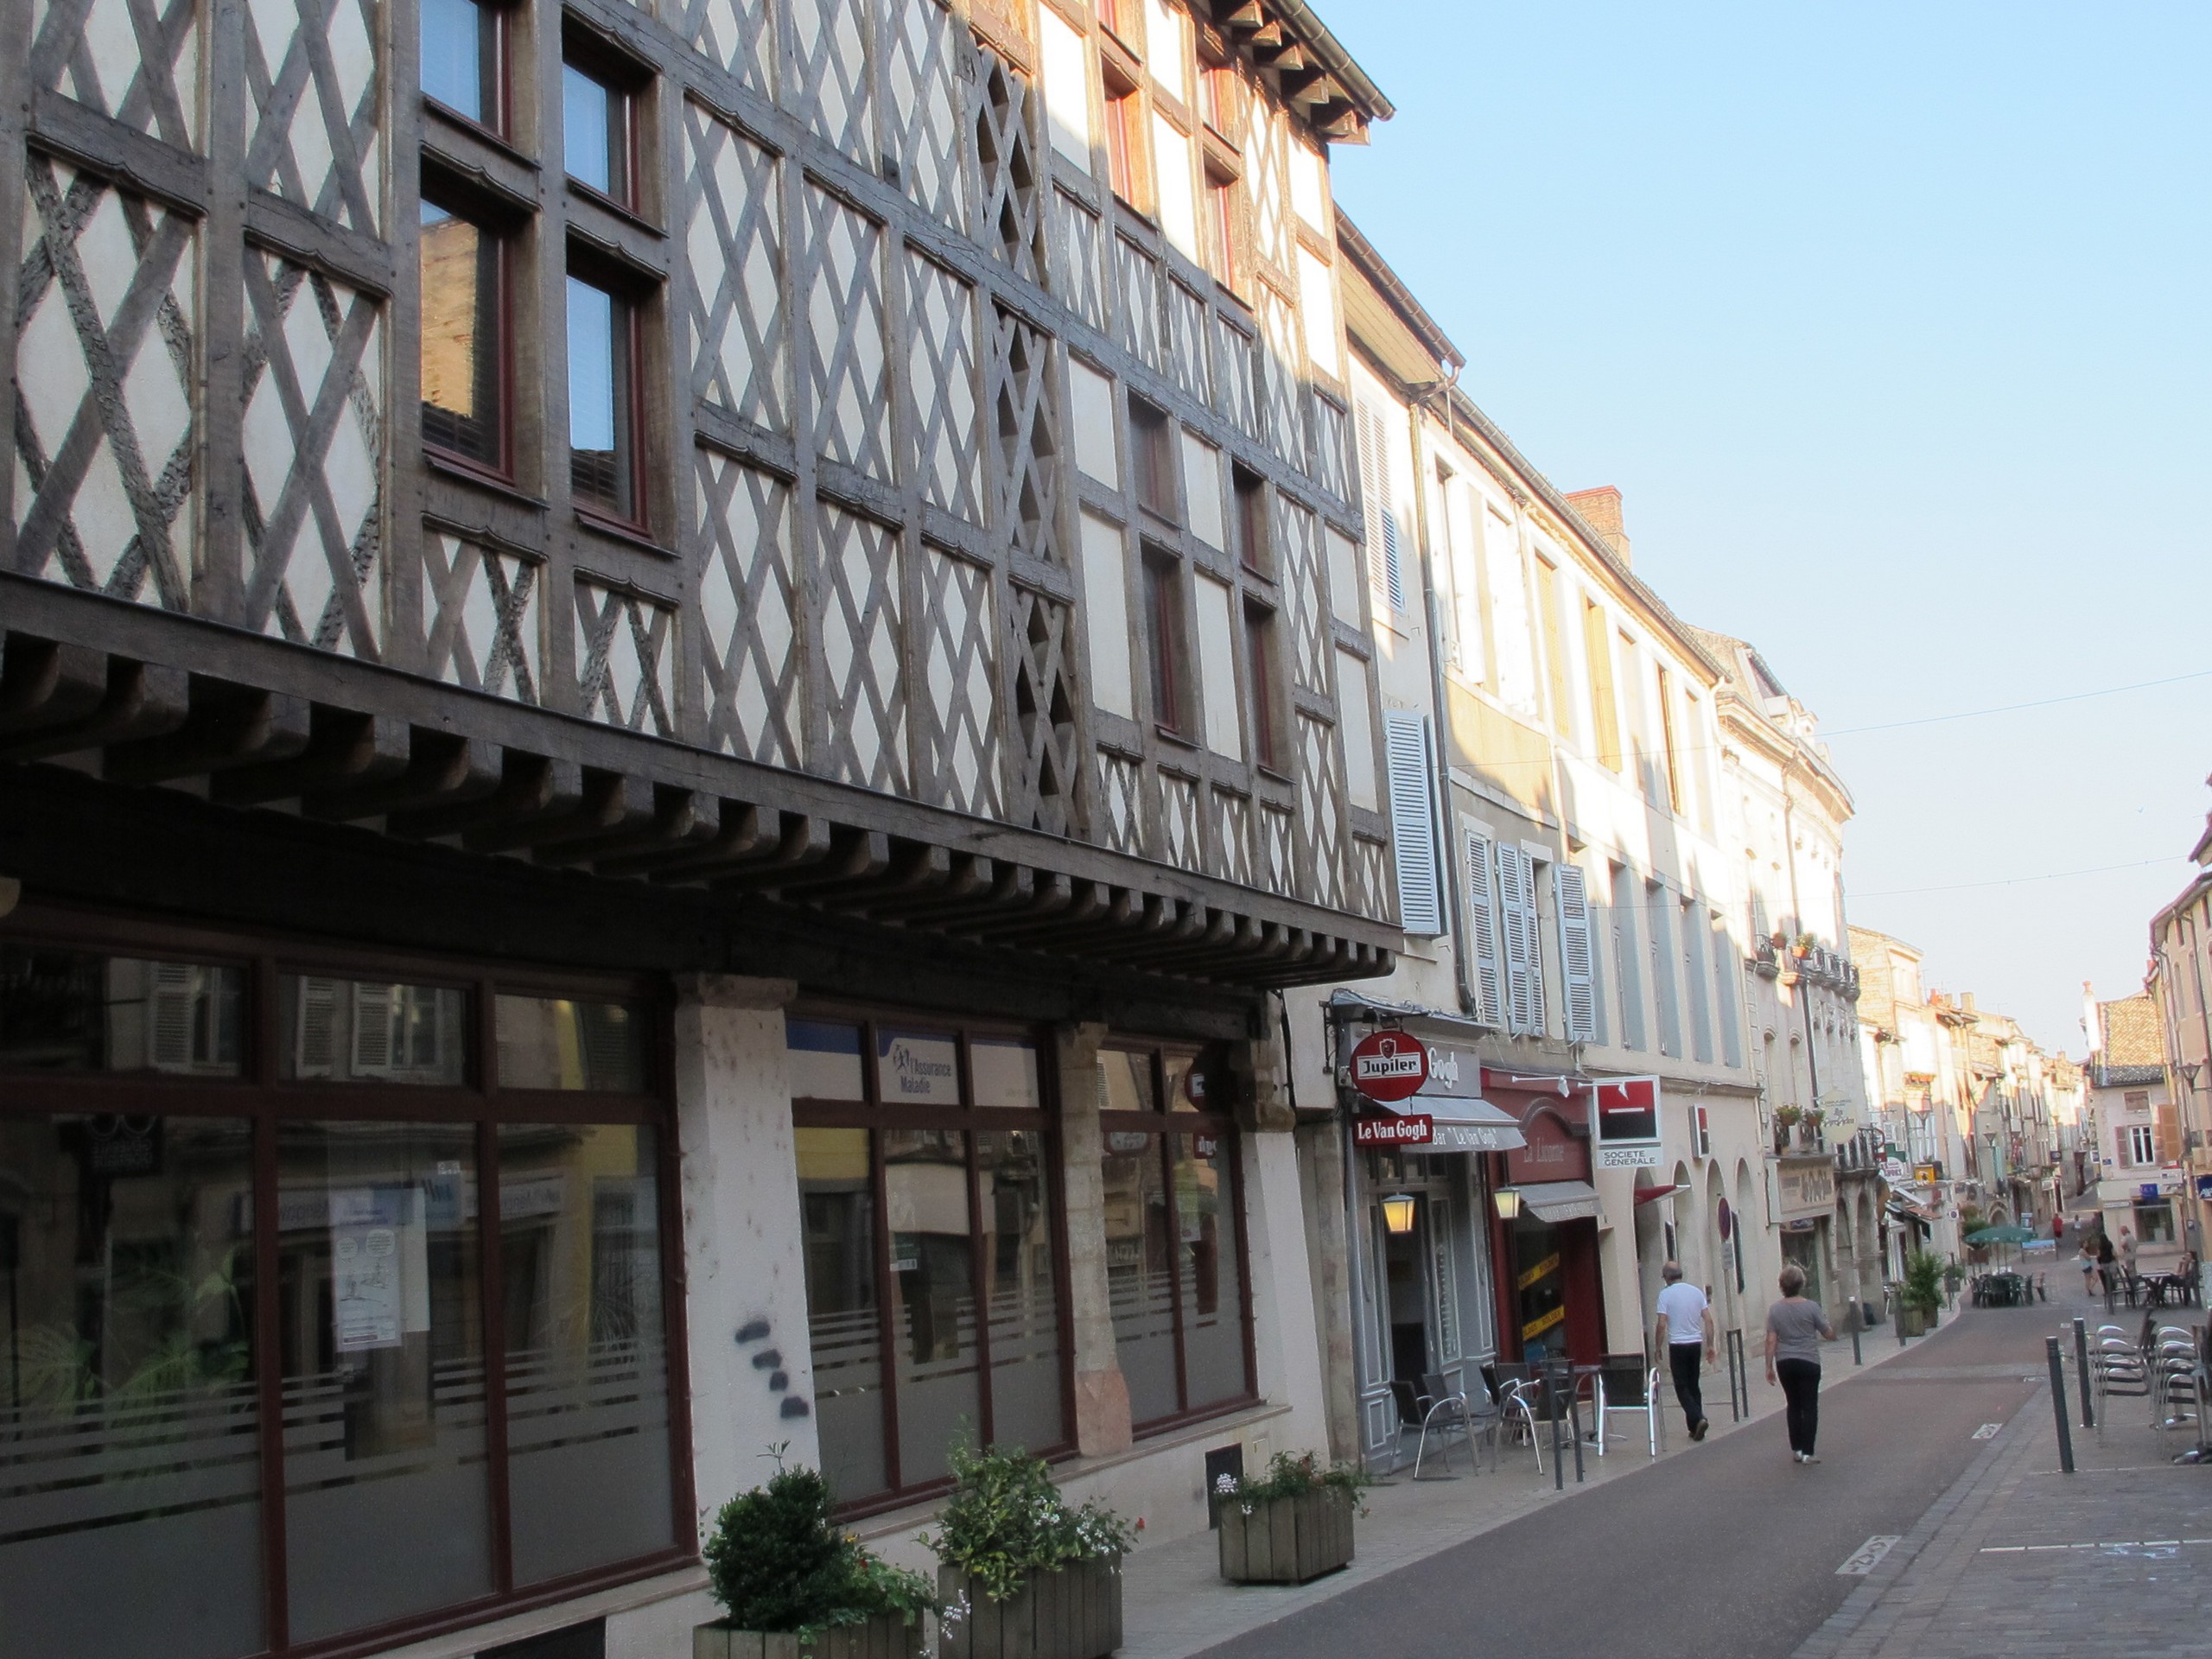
{"left": 0, "top": 0, "right": 1394, "bottom": 1651}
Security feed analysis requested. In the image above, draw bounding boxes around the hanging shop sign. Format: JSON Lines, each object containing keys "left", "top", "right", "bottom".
{"left": 1354, "top": 1112, "right": 1433, "bottom": 1148}
{"left": 1590, "top": 1077, "right": 1663, "bottom": 1169}
{"left": 1347, "top": 1030, "right": 1430, "bottom": 1103}
{"left": 1775, "top": 1154, "right": 1839, "bottom": 1221}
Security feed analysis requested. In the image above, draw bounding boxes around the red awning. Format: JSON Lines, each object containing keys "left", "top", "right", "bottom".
{"left": 1633, "top": 1185, "right": 1681, "bottom": 1205}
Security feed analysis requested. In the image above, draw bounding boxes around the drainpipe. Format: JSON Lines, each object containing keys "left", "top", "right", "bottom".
{"left": 1408, "top": 374, "right": 1475, "bottom": 1017}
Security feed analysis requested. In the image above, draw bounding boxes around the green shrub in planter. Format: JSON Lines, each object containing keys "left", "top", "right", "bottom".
{"left": 1214, "top": 1452, "right": 1366, "bottom": 1586}
{"left": 923, "top": 1443, "right": 1132, "bottom": 1659}
{"left": 696, "top": 1463, "right": 941, "bottom": 1659}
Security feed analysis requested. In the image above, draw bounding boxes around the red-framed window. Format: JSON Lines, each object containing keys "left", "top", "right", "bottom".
{"left": 1095, "top": 1043, "right": 1254, "bottom": 1433}
{"left": 0, "top": 906, "right": 691, "bottom": 1659}
{"left": 787, "top": 1012, "right": 1071, "bottom": 1517}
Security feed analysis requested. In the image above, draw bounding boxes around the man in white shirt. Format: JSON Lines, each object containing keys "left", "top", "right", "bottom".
{"left": 1651, "top": 1261, "right": 1715, "bottom": 1442}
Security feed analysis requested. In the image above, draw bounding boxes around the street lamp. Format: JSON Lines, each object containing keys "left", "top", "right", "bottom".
{"left": 1492, "top": 1185, "right": 1523, "bottom": 1222}
{"left": 1380, "top": 1193, "right": 1418, "bottom": 1235}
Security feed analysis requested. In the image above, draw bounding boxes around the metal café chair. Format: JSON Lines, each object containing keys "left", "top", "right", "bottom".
{"left": 1591, "top": 1352, "right": 1663, "bottom": 1459}
{"left": 1483, "top": 1361, "right": 1547, "bottom": 1475}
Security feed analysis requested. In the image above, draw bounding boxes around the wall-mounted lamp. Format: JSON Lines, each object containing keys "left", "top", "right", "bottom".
{"left": 1380, "top": 1192, "right": 1418, "bottom": 1235}
{"left": 1492, "top": 1185, "right": 1523, "bottom": 1222}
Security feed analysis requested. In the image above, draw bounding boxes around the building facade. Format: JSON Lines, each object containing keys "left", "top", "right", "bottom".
{"left": 1692, "top": 626, "right": 1878, "bottom": 1317}
{"left": 2148, "top": 837, "right": 2212, "bottom": 1258}
{"left": 0, "top": 0, "right": 1402, "bottom": 1655}
{"left": 1288, "top": 226, "right": 1804, "bottom": 1469}
{"left": 2083, "top": 988, "right": 2183, "bottom": 1253}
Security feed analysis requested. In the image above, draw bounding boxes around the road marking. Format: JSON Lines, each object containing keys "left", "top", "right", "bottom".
{"left": 1838, "top": 1535, "right": 1901, "bottom": 1575}
{"left": 1982, "top": 1539, "right": 2212, "bottom": 1554}
{"left": 1972, "top": 1423, "right": 2001, "bottom": 1439}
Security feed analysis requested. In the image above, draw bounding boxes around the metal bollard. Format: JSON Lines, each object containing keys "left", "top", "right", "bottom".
{"left": 2073, "top": 1318, "right": 2094, "bottom": 1430}
{"left": 2046, "top": 1336, "right": 2075, "bottom": 1474}
{"left": 1570, "top": 1381, "right": 1586, "bottom": 1484}
{"left": 1849, "top": 1300, "right": 1863, "bottom": 1366}
{"left": 1548, "top": 1365, "right": 1565, "bottom": 1492}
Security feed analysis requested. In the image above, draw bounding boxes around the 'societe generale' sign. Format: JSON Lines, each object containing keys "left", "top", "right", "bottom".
{"left": 1590, "top": 1077, "right": 1662, "bottom": 1169}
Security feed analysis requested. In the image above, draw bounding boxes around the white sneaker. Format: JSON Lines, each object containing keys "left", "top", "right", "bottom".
{"left": 1792, "top": 1451, "right": 1806, "bottom": 1463}
{"left": 1802, "top": 1453, "right": 1821, "bottom": 1465}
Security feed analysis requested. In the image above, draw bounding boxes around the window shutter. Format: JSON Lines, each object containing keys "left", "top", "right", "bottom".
{"left": 1382, "top": 506, "right": 1404, "bottom": 613}
{"left": 1555, "top": 862, "right": 1596, "bottom": 1044}
{"left": 1383, "top": 710, "right": 1440, "bottom": 935}
{"left": 1497, "top": 843, "right": 1537, "bottom": 1035}
{"left": 1355, "top": 403, "right": 1402, "bottom": 613}
{"left": 148, "top": 962, "right": 197, "bottom": 1070}
{"left": 1522, "top": 856, "right": 1548, "bottom": 1034}
{"left": 352, "top": 982, "right": 394, "bottom": 1075}
{"left": 1465, "top": 828, "right": 1503, "bottom": 1027}
{"left": 296, "top": 976, "right": 338, "bottom": 1077}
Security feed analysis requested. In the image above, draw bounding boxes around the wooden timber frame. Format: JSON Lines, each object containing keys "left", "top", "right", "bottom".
{"left": 0, "top": 0, "right": 1399, "bottom": 992}
{"left": 0, "top": 589, "right": 1389, "bottom": 989}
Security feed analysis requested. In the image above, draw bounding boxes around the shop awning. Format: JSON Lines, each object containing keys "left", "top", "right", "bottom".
{"left": 1518, "top": 1180, "right": 1601, "bottom": 1223}
{"left": 1371, "top": 1096, "right": 1527, "bottom": 1152}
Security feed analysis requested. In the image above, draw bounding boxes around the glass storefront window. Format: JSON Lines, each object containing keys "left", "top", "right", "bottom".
{"left": 797, "top": 1126, "right": 886, "bottom": 1504}
{"left": 971, "top": 1039, "right": 1040, "bottom": 1109}
{"left": 499, "top": 1122, "right": 674, "bottom": 1584}
{"left": 885, "top": 1128, "right": 978, "bottom": 1486}
{"left": 790, "top": 1020, "right": 866, "bottom": 1102}
{"left": 495, "top": 995, "right": 647, "bottom": 1091}
{"left": 0, "top": 944, "right": 242, "bottom": 1074}
{"left": 1103, "top": 1128, "right": 1179, "bottom": 1424}
{"left": 789, "top": 1016, "right": 1065, "bottom": 1511}
{"left": 280, "top": 976, "right": 468, "bottom": 1084}
{"left": 979, "top": 1129, "right": 1063, "bottom": 1448}
{"left": 1177, "top": 1133, "right": 1245, "bottom": 1408}
{"left": 276, "top": 1122, "right": 493, "bottom": 1640}
{"left": 0, "top": 1116, "right": 263, "bottom": 1659}
{"left": 1097, "top": 1046, "right": 1251, "bottom": 1429}
{"left": 0, "top": 925, "right": 683, "bottom": 1658}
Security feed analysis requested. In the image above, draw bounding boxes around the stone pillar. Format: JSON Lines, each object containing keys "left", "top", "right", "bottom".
{"left": 1230, "top": 1030, "right": 1332, "bottom": 1457}
{"left": 673, "top": 974, "right": 810, "bottom": 1513}
{"left": 1054, "top": 1021, "right": 1130, "bottom": 1457}
{"left": 1299, "top": 1116, "right": 1359, "bottom": 1464}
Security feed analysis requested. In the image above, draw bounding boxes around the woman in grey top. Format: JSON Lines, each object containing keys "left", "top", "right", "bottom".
{"left": 1764, "top": 1264, "right": 1836, "bottom": 1464}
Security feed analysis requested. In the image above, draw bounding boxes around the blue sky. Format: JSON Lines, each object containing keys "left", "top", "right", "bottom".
{"left": 1323, "top": 1, "right": 2212, "bottom": 1052}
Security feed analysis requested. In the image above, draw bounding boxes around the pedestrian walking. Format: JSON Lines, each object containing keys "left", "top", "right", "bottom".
{"left": 2120, "top": 1227, "right": 2139, "bottom": 1279}
{"left": 2076, "top": 1240, "right": 2097, "bottom": 1299}
{"left": 1651, "top": 1261, "right": 1715, "bottom": 1442}
{"left": 2095, "top": 1230, "right": 2117, "bottom": 1302}
{"left": 1764, "top": 1263, "right": 1834, "bottom": 1465}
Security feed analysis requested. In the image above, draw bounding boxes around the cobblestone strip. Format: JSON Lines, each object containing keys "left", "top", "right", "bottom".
{"left": 1790, "top": 1382, "right": 2052, "bottom": 1659}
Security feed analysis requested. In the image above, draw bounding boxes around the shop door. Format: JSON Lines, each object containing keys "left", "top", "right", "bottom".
{"left": 1382, "top": 1202, "right": 1433, "bottom": 1389}
{"left": 1510, "top": 1215, "right": 1605, "bottom": 1365}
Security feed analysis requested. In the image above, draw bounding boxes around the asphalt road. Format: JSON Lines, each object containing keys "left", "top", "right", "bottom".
{"left": 1197, "top": 1306, "right": 2063, "bottom": 1659}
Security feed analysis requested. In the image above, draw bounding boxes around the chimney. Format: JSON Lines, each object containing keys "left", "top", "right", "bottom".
{"left": 1565, "top": 486, "right": 1630, "bottom": 566}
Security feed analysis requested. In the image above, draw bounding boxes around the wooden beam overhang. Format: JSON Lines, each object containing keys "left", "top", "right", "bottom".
{"left": 0, "top": 581, "right": 1396, "bottom": 989}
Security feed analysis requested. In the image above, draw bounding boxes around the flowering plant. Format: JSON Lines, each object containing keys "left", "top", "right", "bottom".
{"left": 920, "top": 1441, "right": 1134, "bottom": 1603}
{"left": 1213, "top": 1450, "right": 1370, "bottom": 1517}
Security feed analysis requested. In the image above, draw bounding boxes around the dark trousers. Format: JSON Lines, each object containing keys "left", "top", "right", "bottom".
{"left": 1669, "top": 1342, "right": 1706, "bottom": 1430}
{"left": 1777, "top": 1357, "right": 1822, "bottom": 1454}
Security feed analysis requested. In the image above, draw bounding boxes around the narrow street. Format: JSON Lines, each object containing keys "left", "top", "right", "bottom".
{"left": 1198, "top": 1306, "right": 2069, "bottom": 1659}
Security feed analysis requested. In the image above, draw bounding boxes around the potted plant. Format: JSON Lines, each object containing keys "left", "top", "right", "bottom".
{"left": 1900, "top": 1249, "right": 1945, "bottom": 1338}
{"left": 696, "top": 1461, "right": 943, "bottom": 1659}
{"left": 1214, "top": 1452, "right": 1366, "bottom": 1586}
{"left": 925, "top": 1443, "right": 1132, "bottom": 1659}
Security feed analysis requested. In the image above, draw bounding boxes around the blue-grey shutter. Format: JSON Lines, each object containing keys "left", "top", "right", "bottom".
{"left": 1465, "top": 828, "right": 1503, "bottom": 1027}
{"left": 1555, "top": 862, "right": 1596, "bottom": 1044}
{"left": 1384, "top": 710, "right": 1440, "bottom": 935}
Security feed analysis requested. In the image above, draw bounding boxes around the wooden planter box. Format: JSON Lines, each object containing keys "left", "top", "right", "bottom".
{"left": 1900, "top": 1306, "right": 1933, "bottom": 1338}
{"left": 1217, "top": 1489, "right": 1356, "bottom": 1586}
{"left": 694, "top": 1615, "right": 926, "bottom": 1659}
{"left": 937, "top": 1555, "right": 1122, "bottom": 1659}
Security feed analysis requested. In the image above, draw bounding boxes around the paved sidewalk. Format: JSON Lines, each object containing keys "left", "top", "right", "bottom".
{"left": 1117, "top": 1315, "right": 1938, "bottom": 1659}
{"left": 1796, "top": 1300, "right": 2212, "bottom": 1659}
